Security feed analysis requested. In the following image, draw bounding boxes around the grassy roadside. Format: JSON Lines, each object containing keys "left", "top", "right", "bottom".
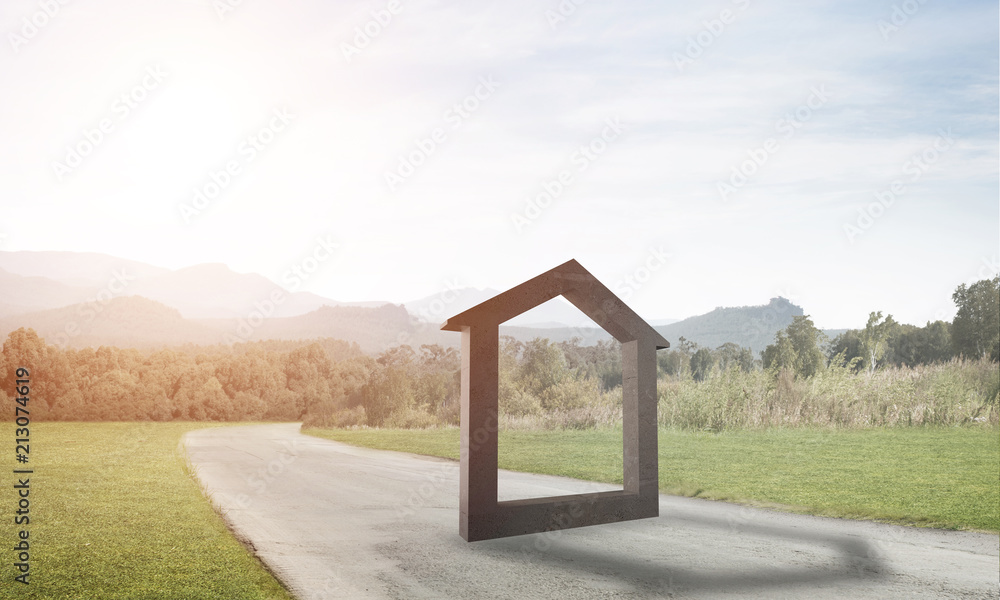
{"left": 1, "top": 422, "right": 294, "bottom": 600}
{"left": 305, "top": 425, "right": 1000, "bottom": 532}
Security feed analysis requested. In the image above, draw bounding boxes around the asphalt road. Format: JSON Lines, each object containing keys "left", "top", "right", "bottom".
{"left": 182, "top": 423, "right": 999, "bottom": 600}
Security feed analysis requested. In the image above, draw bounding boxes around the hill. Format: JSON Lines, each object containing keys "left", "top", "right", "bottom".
{"left": 128, "top": 263, "right": 323, "bottom": 319}
{"left": 0, "top": 297, "right": 452, "bottom": 353}
{"left": 0, "top": 268, "right": 98, "bottom": 316}
{"left": 655, "top": 297, "right": 804, "bottom": 355}
{"left": 0, "top": 295, "right": 223, "bottom": 348}
{"left": 405, "top": 288, "right": 631, "bottom": 328}
{"left": 0, "top": 249, "right": 169, "bottom": 285}
{"left": 208, "top": 303, "right": 451, "bottom": 354}
{"left": 0, "top": 251, "right": 844, "bottom": 355}
{"left": 496, "top": 297, "right": 842, "bottom": 356}
{"left": 0, "top": 250, "right": 364, "bottom": 319}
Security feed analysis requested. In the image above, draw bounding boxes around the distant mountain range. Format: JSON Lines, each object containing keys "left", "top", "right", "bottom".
{"left": 403, "top": 287, "right": 639, "bottom": 328}
{"left": 492, "top": 298, "right": 843, "bottom": 355}
{"left": 658, "top": 297, "right": 829, "bottom": 355}
{"left": 0, "top": 250, "right": 843, "bottom": 354}
{"left": 0, "top": 295, "right": 451, "bottom": 354}
{"left": 0, "top": 251, "right": 380, "bottom": 319}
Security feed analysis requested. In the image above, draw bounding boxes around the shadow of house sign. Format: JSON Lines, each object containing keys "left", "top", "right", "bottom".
{"left": 441, "top": 259, "right": 670, "bottom": 542}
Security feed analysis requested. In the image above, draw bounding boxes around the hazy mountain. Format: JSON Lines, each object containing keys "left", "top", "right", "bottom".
{"left": 0, "top": 250, "right": 358, "bottom": 319}
{"left": 0, "top": 268, "right": 99, "bottom": 316}
{"left": 404, "top": 287, "right": 500, "bottom": 324}
{"left": 0, "top": 251, "right": 840, "bottom": 355}
{"left": 209, "top": 303, "right": 451, "bottom": 354}
{"left": 654, "top": 297, "right": 805, "bottom": 355}
{"left": 0, "top": 250, "right": 169, "bottom": 286}
{"left": 0, "top": 296, "right": 224, "bottom": 348}
{"left": 648, "top": 318, "right": 681, "bottom": 326}
{"left": 0, "top": 296, "right": 451, "bottom": 353}
{"left": 405, "top": 287, "right": 653, "bottom": 328}
{"left": 128, "top": 263, "right": 329, "bottom": 319}
{"left": 496, "top": 298, "right": 839, "bottom": 356}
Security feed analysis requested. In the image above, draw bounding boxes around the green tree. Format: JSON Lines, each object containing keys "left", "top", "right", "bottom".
{"left": 762, "top": 330, "right": 797, "bottom": 373}
{"left": 89, "top": 369, "right": 143, "bottom": 420}
{"left": 2, "top": 328, "right": 60, "bottom": 418}
{"left": 762, "top": 316, "right": 827, "bottom": 378}
{"left": 690, "top": 348, "right": 714, "bottom": 381}
{"left": 659, "top": 336, "right": 697, "bottom": 378}
{"left": 828, "top": 329, "right": 864, "bottom": 371}
{"left": 560, "top": 338, "right": 622, "bottom": 390}
{"left": 171, "top": 364, "right": 224, "bottom": 420}
{"left": 417, "top": 344, "right": 458, "bottom": 371}
{"left": 197, "top": 376, "right": 234, "bottom": 421}
{"left": 657, "top": 350, "right": 687, "bottom": 377}
{"left": 519, "top": 338, "right": 567, "bottom": 398}
{"left": 361, "top": 365, "right": 414, "bottom": 426}
{"left": 498, "top": 337, "right": 539, "bottom": 417}
{"left": 893, "top": 321, "right": 952, "bottom": 366}
{"left": 331, "top": 356, "right": 374, "bottom": 409}
{"left": 376, "top": 344, "right": 416, "bottom": 367}
{"left": 858, "top": 311, "right": 898, "bottom": 374}
{"left": 2, "top": 328, "right": 46, "bottom": 386}
{"left": 677, "top": 336, "right": 698, "bottom": 356}
{"left": 952, "top": 277, "right": 1000, "bottom": 360}
{"left": 716, "top": 342, "right": 755, "bottom": 372}
{"left": 786, "top": 315, "right": 827, "bottom": 377}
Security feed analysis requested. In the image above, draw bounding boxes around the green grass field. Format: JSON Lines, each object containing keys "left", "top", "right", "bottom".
{"left": 305, "top": 425, "right": 1000, "bottom": 532}
{"left": 4, "top": 422, "right": 993, "bottom": 600}
{"left": 1, "top": 422, "right": 293, "bottom": 600}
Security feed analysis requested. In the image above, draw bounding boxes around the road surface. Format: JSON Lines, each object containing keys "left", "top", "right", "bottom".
{"left": 182, "top": 423, "right": 999, "bottom": 599}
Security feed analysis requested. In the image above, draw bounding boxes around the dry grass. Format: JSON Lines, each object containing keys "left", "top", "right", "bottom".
{"left": 308, "top": 358, "right": 999, "bottom": 432}
{"left": 657, "top": 358, "right": 999, "bottom": 430}
{"left": 496, "top": 358, "right": 999, "bottom": 431}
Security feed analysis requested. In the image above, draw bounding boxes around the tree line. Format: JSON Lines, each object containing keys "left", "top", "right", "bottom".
{"left": 0, "top": 326, "right": 615, "bottom": 426}
{"left": 634, "top": 277, "right": 998, "bottom": 381}
{"left": 0, "top": 329, "right": 371, "bottom": 422}
{"left": 3, "top": 277, "right": 995, "bottom": 425}
{"left": 765, "top": 276, "right": 998, "bottom": 379}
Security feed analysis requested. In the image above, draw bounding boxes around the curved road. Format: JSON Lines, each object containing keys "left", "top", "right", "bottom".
{"left": 183, "top": 424, "right": 998, "bottom": 599}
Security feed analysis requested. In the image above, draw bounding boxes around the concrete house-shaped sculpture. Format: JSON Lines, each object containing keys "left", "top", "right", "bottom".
{"left": 442, "top": 259, "right": 669, "bottom": 541}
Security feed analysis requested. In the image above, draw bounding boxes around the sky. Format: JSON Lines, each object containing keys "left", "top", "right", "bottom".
{"left": 0, "top": 0, "right": 996, "bottom": 330}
